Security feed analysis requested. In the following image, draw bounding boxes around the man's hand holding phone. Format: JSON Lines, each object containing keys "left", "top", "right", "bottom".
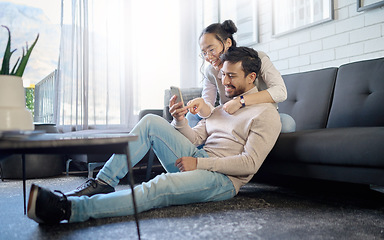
{"left": 169, "top": 86, "right": 188, "bottom": 122}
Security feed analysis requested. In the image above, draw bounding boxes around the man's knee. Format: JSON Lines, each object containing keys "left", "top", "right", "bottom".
{"left": 139, "top": 114, "right": 166, "bottom": 127}
{"left": 140, "top": 113, "right": 162, "bottom": 122}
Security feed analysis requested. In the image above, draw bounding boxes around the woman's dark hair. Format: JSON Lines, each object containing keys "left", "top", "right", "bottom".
{"left": 220, "top": 47, "right": 261, "bottom": 78}
{"left": 199, "top": 20, "right": 238, "bottom": 80}
{"left": 200, "top": 19, "right": 238, "bottom": 51}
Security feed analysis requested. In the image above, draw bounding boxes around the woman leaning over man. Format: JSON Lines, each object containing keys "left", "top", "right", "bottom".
{"left": 185, "top": 20, "right": 295, "bottom": 133}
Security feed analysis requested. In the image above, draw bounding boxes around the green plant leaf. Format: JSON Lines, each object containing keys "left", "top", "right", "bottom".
{"left": 0, "top": 25, "right": 16, "bottom": 75}
{"left": 10, "top": 57, "right": 20, "bottom": 75}
{"left": 14, "top": 33, "right": 39, "bottom": 77}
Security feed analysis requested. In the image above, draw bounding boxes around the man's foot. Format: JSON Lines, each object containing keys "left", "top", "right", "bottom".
{"left": 65, "top": 178, "right": 115, "bottom": 197}
{"left": 27, "top": 184, "right": 71, "bottom": 224}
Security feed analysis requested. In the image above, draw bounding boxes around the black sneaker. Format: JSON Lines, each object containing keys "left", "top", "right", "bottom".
{"left": 27, "top": 184, "right": 71, "bottom": 224}
{"left": 65, "top": 178, "right": 115, "bottom": 197}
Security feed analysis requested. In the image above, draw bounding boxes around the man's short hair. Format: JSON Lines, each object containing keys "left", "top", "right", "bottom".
{"left": 220, "top": 47, "right": 261, "bottom": 77}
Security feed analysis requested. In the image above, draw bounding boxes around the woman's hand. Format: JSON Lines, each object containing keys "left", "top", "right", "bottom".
{"left": 175, "top": 157, "right": 197, "bottom": 172}
{"left": 169, "top": 95, "right": 188, "bottom": 122}
{"left": 223, "top": 98, "right": 242, "bottom": 114}
{"left": 187, "top": 98, "right": 211, "bottom": 118}
{"left": 187, "top": 98, "right": 205, "bottom": 115}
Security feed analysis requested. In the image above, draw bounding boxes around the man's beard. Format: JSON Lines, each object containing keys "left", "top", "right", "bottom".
{"left": 224, "top": 85, "right": 245, "bottom": 98}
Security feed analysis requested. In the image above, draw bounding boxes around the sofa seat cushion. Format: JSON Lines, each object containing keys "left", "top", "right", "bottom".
{"left": 266, "top": 127, "right": 384, "bottom": 167}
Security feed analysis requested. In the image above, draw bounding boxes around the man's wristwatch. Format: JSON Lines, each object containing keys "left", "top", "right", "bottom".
{"left": 239, "top": 95, "right": 245, "bottom": 108}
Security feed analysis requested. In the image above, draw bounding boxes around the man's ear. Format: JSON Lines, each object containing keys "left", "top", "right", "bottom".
{"left": 247, "top": 72, "right": 257, "bottom": 84}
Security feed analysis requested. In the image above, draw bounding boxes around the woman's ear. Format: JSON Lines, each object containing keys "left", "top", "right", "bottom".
{"left": 224, "top": 38, "right": 232, "bottom": 51}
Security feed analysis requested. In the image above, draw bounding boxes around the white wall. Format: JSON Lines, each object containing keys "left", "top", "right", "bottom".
{"left": 253, "top": 0, "right": 384, "bottom": 75}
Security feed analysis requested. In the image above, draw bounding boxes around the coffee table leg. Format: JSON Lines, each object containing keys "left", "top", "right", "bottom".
{"left": 125, "top": 144, "right": 141, "bottom": 239}
{"left": 22, "top": 154, "right": 26, "bottom": 215}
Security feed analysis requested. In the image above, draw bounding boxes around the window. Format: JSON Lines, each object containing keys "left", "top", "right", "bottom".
{"left": 57, "top": 0, "right": 201, "bottom": 130}
{"left": 0, "top": 0, "right": 60, "bottom": 87}
{"left": 201, "top": 0, "right": 259, "bottom": 47}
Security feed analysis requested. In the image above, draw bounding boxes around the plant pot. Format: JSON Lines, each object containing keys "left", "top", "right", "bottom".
{"left": 0, "top": 75, "right": 34, "bottom": 131}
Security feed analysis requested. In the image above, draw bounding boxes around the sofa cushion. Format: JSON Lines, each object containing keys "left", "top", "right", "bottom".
{"left": 327, "top": 57, "right": 384, "bottom": 128}
{"left": 279, "top": 68, "right": 338, "bottom": 131}
{"left": 266, "top": 127, "right": 384, "bottom": 167}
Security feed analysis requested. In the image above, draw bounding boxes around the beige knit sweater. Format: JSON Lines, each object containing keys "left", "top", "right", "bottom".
{"left": 172, "top": 87, "right": 281, "bottom": 193}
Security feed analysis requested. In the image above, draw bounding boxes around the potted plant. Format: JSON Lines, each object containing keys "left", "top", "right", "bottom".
{"left": 0, "top": 25, "right": 39, "bottom": 131}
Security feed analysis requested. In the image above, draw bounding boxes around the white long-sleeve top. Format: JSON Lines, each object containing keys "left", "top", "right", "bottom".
{"left": 201, "top": 51, "right": 287, "bottom": 109}
{"left": 172, "top": 87, "right": 281, "bottom": 193}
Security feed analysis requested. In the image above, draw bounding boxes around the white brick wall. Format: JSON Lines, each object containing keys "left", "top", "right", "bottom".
{"left": 252, "top": 0, "right": 384, "bottom": 75}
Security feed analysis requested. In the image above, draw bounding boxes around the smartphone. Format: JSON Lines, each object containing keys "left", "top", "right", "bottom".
{"left": 170, "top": 86, "right": 184, "bottom": 107}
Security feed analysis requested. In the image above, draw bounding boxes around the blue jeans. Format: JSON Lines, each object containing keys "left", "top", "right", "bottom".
{"left": 279, "top": 113, "right": 296, "bottom": 133}
{"left": 186, "top": 111, "right": 203, "bottom": 128}
{"left": 69, "top": 114, "right": 236, "bottom": 222}
{"left": 187, "top": 111, "right": 296, "bottom": 133}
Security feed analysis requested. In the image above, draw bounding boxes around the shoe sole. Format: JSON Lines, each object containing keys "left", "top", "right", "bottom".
{"left": 66, "top": 189, "right": 115, "bottom": 197}
{"left": 27, "top": 184, "right": 44, "bottom": 223}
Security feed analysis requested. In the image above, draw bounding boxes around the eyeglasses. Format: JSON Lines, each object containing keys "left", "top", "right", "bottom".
{"left": 199, "top": 47, "right": 218, "bottom": 58}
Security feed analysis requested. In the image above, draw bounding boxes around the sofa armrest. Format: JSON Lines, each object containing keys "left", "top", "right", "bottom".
{"left": 139, "top": 109, "right": 164, "bottom": 120}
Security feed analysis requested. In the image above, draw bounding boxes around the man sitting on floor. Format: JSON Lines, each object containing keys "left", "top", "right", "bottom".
{"left": 27, "top": 46, "right": 281, "bottom": 224}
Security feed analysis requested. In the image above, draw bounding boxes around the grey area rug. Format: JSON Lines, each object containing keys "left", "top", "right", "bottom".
{"left": 1, "top": 174, "right": 384, "bottom": 240}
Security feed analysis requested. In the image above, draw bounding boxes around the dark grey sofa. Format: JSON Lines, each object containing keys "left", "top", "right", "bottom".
{"left": 148, "top": 57, "right": 384, "bottom": 187}
{"left": 261, "top": 57, "right": 384, "bottom": 186}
